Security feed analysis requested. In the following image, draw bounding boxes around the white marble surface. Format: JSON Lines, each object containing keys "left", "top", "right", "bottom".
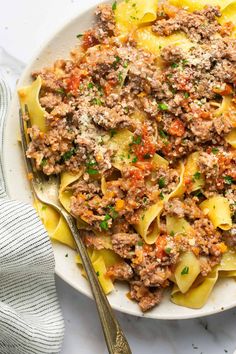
{"left": 1, "top": 0, "right": 236, "bottom": 353}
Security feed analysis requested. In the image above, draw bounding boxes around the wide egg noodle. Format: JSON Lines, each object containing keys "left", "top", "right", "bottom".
{"left": 133, "top": 27, "right": 193, "bottom": 57}
{"left": 134, "top": 200, "right": 164, "bottom": 244}
{"left": 166, "top": 215, "right": 195, "bottom": 236}
{"left": 174, "top": 252, "right": 201, "bottom": 294}
{"left": 171, "top": 250, "right": 236, "bottom": 308}
{"left": 75, "top": 249, "right": 123, "bottom": 294}
{"left": 18, "top": 76, "right": 47, "bottom": 132}
{"left": 34, "top": 198, "right": 76, "bottom": 249}
{"left": 200, "top": 195, "right": 232, "bottom": 231}
{"left": 184, "top": 152, "right": 205, "bottom": 192}
{"left": 115, "top": 0, "right": 159, "bottom": 36}
{"left": 219, "top": 1, "right": 236, "bottom": 37}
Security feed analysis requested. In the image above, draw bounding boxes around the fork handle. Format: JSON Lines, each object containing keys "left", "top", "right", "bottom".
{"left": 61, "top": 211, "right": 132, "bottom": 354}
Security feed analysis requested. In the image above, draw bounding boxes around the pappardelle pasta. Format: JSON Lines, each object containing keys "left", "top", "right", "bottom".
{"left": 19, "top": 0, "right": 236, "bottom": 312}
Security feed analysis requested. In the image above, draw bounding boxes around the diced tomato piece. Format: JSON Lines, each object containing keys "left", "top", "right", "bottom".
{"left": 67, "top": 75, "right": 81, "bottom": 93}
{"left": 213, "top": 83, "right": 233, "bottom": 96}
{"left": 168, "top": 119, "right": 185, "bottom": 137}
{"left": 82, "top": 30, "right": 99, "bottom": 50}
{"left": 155, "top": 236, "right": 167, "bottom": 259}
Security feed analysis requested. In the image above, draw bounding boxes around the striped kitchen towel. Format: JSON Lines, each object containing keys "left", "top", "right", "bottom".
{"left": 0, "top": 74, "right": 64, "bottom": 353}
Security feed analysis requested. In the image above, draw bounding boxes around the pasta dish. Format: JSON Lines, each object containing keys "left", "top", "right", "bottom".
{"left": 18, "top": 0, "right": 236, "bottom": 312}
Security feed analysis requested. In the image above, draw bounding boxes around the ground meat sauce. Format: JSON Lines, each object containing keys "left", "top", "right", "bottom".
{"left": 26, "top": 3, "right": 236, "bottom": 312}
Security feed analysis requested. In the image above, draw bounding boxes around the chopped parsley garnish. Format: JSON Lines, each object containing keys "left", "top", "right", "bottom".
{"left": 165, "top": 247, "right": 172, "bottom": 254}
{"left": 76, "top": 33, "right": 83, "bottom": 38}
{"left": 160, "top": 192, "right": 164, "bottom": 200}
{"left": 131, "top": 135, "right": 142, "bottom": 145}
{"left": 224, "top": 175, "right": 233, "bottom": 185}
{"left": 118, "top": 72, "right": 123, "bottom": 83}
{"left": 100, "top": 214, "right": 111, "bottom": 230}
{"left": 137, "top": 241, "right": 143, "bottom": 246}
{"left": 193, "top": 171, "right": 201, "bottom": 181}
{"left": 87, "top": 82, "right": 94, "bottom": 89}
{"left": 182, "top": 59, "right": 188, "bottom": 66}
{"left": 184, "top": 92, "right": 189, "bottom": 98}
{"left": 112, "top": 1, "right": 117, "bottom": 11}
{"left": 159, "top": 129, "right": 168, "bottom": 140}
{"left": 61, "top": 147, "right": 76, "bottom": 162}
{"left": 91, "top": 97, "right": 103, "bottom": 106}
{"left": 107, "top": 206, "right": 119, "bottom": 219}
{"left": 181, "top": 266, "right": 189, "bottom": 275}
{"left": 86, "top": 160, "right": 98, "bottom": 167}
{"left": 170, "top": 230, "right": 175, "bottom": 237}
{"left": 212, "top": 147, "right": 219, "bottom": 154}
{"left": 86, "top": 168, "right": 99, "bottom": 175}
{"left": 158, "top": 177, "right": 166, "bottom": 189}
{"left": 65, "top": 254, "right": 68, "bottom": 257}
{"left": 96, "top": 271, "right": 100, "bottom": 276}
{"left": 55, "top": 88, "right": 66, "bottom": 95}
{"left": 132, "top": 156, "right": 138, "bottom": 163}
{"left": 123, "top": 60, "right": 129, "bottom": 68}
{"left": 158, "top": 103, "right": 169, "bottom": 111}
{"left": 113, "top": 56, "right": 121, "bottom": 68}
{"left": 40, "top": 158, "right": 48, "bottom": 167}
{"left": 110, "top": 129, "right": 117, "bottom": 138}
{"left": 171, "top": 62, "right": 179, "bottom": 68}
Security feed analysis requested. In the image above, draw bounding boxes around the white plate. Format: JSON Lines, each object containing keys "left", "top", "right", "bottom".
{"left": 3, "top": 1, "right": 236, "bottom": 320}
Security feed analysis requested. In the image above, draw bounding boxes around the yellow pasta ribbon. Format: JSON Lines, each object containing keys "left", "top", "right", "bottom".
{"left": 133, "top": 27, "right": 193, "bottom": 57}
{"left": 174, "top": 252, "right": 201, "bottom": 293}
{"left": 18, "top": 76, "right": 47, "bottom": 132}
{"left": 184, "top": 152, "right": 204, "bottom": 192}
{"left": 200, "top": 195, "right": 232, "bottom": 230}
{"left": 115, "top": 0, "right": 159, "bottom": 36}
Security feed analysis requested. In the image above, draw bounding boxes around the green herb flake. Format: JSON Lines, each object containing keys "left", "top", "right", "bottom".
{"left": 159, "top": 129, "right": 168, "bottom": 140}
{"left": 212, "top": 147, "right": 219, "bottom": 155}
{"left": 181, "top": 266, "right": 189, "bottom": 275}
{"left": 158, "top": 103, "right": 169, "bottom": 111}
{"left": 184, "top": 92, "right": 189, "bottom": 98}
{"left": 158, "top": 177, "right": 166, "bottom": 189}
{"left": 91, "top": 97, "right": 103, "bottom": 106}
{"left": 131, "top": 135, "right": 142, "bottom": 145}
{"left": 224, "top": 175, "right": 233, "bottom": 185}
{"left": 170, "top": 230, "right": 175, "bottom": 237}
{"left": 193, "top": 171, "right": 201, "bottom": 181}
{"left": 132, "top": 156, "right": 138, "bottom": 163}
{"left": 182, "top": 59, "right": 188, "bottom": 66}
{"left": 123, "top": 60, "right": 129, "bottom": 68}
{"left": 96, "top": 271, "right": 100, "bottom": 276}
{"left": 40, "top": 158, "right": 48, "bottom": 167}
{"left": 171, "top": 62, "right": 179, "bottom": 68}
{"left": 86, "top": 160, "right": 98, "bottom": 167}
{"left": 55, "top": 88, "right": 66, "bottom": 95}
{"left": 160, "top": 192, "right": 164, "bottom": 200}
{"left": 86, "top": 168, "right": 99, "bottom": 175}
{"left": 110, "top": 129, "right": 117, "bottom": 138}
{"left": 65, "top": 254, "right": 68, "bottom": 258}
{"left": 76, "top": 33, "right": 83, "bottom": 38}
{"left": 137, "top": 240, "right": 143, "bottom": 246}
{"left": 41, "top": 205, "right": 47, "bottom": 211}
{"left": 118, "top": 72, "right": 123, "bottom": 83}
{"left": 87, "top": 82, "right": 94, "bottom": 89}
{"left": 62, "top": 147, "right": 76, "bottom": 162}
{"left": 112, "top": 1, "right": 117, "bottom": 11}
{"left": 165, "top": 247, "right": 172, "bottom": 254}
{"left": 100, "top": 214, "right": 111, "bottom": 230}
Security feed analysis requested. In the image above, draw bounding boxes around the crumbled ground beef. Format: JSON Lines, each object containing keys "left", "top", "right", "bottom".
{"left": 107, "top": 262, "right": 134, "bottom": 281}
{"left": 111, "top": 233, "right": 140, "bottom": 259}
{"left": 130, "top": 281, "right": 163, "bottom": 312}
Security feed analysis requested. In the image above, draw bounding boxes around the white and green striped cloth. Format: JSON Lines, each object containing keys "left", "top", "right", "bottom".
{"left": 0, "top": 73, "right": 64, "bottom": 353}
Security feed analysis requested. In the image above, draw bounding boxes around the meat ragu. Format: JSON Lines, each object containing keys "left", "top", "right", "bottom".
{"left": 21, "top": 0, "right": 236, "bottom": 312}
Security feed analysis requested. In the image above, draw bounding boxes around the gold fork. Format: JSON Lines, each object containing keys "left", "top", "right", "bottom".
{"left": 19, "top": 109, "right": 132, "bottom": 354}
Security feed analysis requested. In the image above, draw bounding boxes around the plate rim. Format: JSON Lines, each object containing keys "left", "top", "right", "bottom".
{"left": 3, "top": 0, "right": 236, "bottom": 320}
